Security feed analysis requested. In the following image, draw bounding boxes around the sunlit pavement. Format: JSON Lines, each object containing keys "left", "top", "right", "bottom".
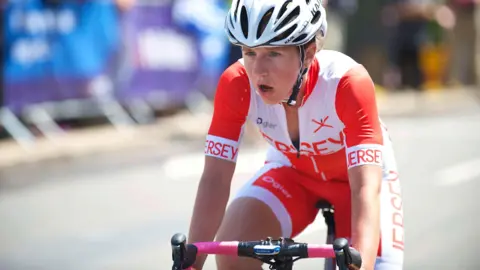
{"left": 1, "top": 99, "right": 479, "bottom": 269}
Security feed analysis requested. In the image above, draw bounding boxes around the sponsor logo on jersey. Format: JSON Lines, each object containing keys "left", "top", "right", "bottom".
{"left": 312, "top": 116, "right": 333, "bottom": 133}
{"left": 205, "top": 135, "right": 239, "bottom": 162}
{"left": 260, "top": 131, "right": 344, "bottom": 156}
{"left": 346, "top": 146, "right": 383, "bottom": 168}
{"left": 387, "top": 170, "right": 404, "bottom": 251}
{"left": 260, "top": 176, "right": 292, "bottom": 199}
{"left": 256, "top": 117, "right": 277, "bottom": 129}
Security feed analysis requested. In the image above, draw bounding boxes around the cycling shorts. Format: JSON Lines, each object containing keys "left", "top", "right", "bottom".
{"left": 232, "top": 137, "right": 404, "bottom": 269}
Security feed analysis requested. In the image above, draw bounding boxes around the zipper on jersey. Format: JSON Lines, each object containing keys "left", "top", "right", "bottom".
{"left": 310, "top": 156, "right": 320, "bottom": 174}
{"left": 278, "top": 104, "right": 301, "bottom": 159}
{"left": 310, "top": 156, "right": 327, "bottom": 181}
{"left": 292, "top": 139, "right": 301, "bottom": 158}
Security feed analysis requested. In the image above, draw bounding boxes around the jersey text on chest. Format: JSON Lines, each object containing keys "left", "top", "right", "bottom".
{"left": 260, "top": 130, "right": 345, "bottom": 156}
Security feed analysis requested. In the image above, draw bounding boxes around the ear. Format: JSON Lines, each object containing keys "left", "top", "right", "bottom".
{"left": 303, "top": 41, "right": 317, "bottom": 70}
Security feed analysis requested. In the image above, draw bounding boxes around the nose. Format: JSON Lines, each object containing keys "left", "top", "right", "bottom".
{"left": 252, "top": 58, "right": 269, "bottom": 78}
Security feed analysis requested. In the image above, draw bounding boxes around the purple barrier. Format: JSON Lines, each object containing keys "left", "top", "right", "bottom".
{"left": 3, "top": 78, "right": 92, "bottom": 114}
{"left": 3, "top": 1, "right": 203, "bottom": 116}
{"left": 3, "top": 1, "right": 121, "bottom": 114}
{"left": 115, "top": 3, "right": 202, "bottom": 106}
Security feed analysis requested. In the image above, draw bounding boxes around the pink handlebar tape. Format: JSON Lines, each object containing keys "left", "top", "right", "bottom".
{"left": 184, "top": 241, "right": 336, "bottom": 269}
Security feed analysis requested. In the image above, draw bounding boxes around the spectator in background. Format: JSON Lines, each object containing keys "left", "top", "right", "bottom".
{"left": 115, "top": 0, "right": 135, "bottom": 11}
{"left": 382, "top": 0, "right": 456, "bottom": 91}
{"left": 322, "top": 0, "right": 358, "bottom": 52}
{"left": 172, "top": 0, "right": 231, "bottom": 98}
{"left": 41, "top": 0, "right": 134, "bottom": 10}
{"left": 3, "top": 0, "right": 130, "bottom": 129}
{"left": 446, "top": 0, "right": 479, "bottom": 87}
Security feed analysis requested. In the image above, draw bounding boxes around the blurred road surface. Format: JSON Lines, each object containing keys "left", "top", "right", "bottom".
{"left": 1, "top": 107, "right": 480, "bottom": 269}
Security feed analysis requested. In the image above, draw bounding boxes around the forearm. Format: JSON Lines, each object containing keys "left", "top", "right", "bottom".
{"left": 188, "top": 177, "right": 230, "bottom": 268}
{"left": 350, "top": 189, "right": 381, "bottom": 270}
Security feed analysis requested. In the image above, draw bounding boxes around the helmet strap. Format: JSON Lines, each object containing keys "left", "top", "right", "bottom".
{"left": 285, "top": 45, "right": 308, "bottom": 106}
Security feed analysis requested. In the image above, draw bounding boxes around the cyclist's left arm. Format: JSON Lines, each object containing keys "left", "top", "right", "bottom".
{"left": 335, "top": 65, "right": 384, "bottom": 270}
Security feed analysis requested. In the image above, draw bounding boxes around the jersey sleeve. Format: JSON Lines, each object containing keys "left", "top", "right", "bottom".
{"left": 335, "top": 65, "right": 384, "bottom": 169}
{"left": 205, "top": 62, "right": 251, "bottom": 163}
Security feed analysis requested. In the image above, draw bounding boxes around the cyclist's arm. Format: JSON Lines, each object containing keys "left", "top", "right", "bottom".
{"left": 335, "top": 65, "right": 383, "bottom": 270}
{"left": 187, "top": 157, "right": 235, "bottom": 269}
{"left": 187, "top": 62, "right": 250, "bottom": 270}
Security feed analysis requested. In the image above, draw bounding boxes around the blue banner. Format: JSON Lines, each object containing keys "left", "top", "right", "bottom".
{"left": 114, "top": 1, "right": 202, "bottom": 105}
{"left": 3, "top": 0, "right": 230, "bottom": 115}
{"left": 3, "top": 0, "right": 120, "bottom": 113}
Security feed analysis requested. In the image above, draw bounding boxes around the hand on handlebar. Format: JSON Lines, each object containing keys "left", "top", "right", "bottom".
{"left": 333, "top": 238, "right": 362, "bottom": 270}
{"left": 171, "top": 234, "right": 197, "bottom": 270}
{"left": 172, "top": 233, "right": 362, "bottom": 270}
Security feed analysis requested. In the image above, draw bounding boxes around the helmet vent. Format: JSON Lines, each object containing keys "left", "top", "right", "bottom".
{"left": 227, "top": 29, "right": 235, "bottom": 40}
{"left": 274, "top": 6, "right": 300, "bottom": 32}
{"left": 292, "top": 33, "right": 308, "bottom": 43}
{"left": 233, "top": 0, "right": 241, "bottom": 20}
{"left": 257, "top": 8, "right": 275, "bottom": 39}
{"left": 269, "top": 24, "right": 297, "bottom": 43}
{"left": 311, "top": 10, "right": 321, "bottom": 24}
{"left": 229, "top": 13, "right": 235, "bottom": 27}
{"left": 277, "top": 0, "right": 293, "bottom": 21}
{"left": 240, "top": 6, "right": 249, "bottom": 39}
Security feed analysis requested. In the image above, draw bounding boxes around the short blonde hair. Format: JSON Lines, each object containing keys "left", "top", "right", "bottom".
{"left": 315, "top": 31, "right": 326, "bottom": 51}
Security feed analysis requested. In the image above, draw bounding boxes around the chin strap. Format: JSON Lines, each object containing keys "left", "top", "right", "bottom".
{"left": 285, "top": 45, "right": 308, "bottom": 106}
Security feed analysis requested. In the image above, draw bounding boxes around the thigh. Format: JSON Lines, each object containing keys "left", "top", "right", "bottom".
{"left": 216, "top": 163, "right": 319, "bottom": 269}
{"left": 215, "top": 196, "right": 279, "bottom": 270}
{"left": 328, "top": 178, "right": 404, "bottom": 270}
{"left": 332, "top": 138, "right": 404, "bottom": 269}
{"left": 232, "top": 163, "right": 320, "bottom": 238}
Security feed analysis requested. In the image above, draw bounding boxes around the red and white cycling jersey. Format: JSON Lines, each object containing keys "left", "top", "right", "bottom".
{"left": 204, "top": 50, "right": 404, "bottom": 268}
{"left": 205, "top": 50, "right": 387, "bottom": 182}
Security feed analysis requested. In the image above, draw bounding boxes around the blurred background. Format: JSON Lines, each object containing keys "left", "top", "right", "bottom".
{"left": 1, "top": 0, "right": 479, "bottom": 269}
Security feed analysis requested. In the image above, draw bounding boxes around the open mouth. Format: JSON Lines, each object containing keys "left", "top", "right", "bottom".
{"left": 258, "top": 84, "right": 273, "bottom": 93}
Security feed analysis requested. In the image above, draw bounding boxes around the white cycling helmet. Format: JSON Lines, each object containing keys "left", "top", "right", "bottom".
{"left": 225, "top": 0, "right": 328, "bottom": 106}
{"left": 225, "top": 0, "right": 327, "bottom": 48}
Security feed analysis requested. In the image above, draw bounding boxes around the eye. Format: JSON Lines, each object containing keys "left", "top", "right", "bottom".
{"left": 242, "top": 48, "right": 256, "bottom": 57}
{"left": 268, "top": 51, "right": 281, "bottom": 57}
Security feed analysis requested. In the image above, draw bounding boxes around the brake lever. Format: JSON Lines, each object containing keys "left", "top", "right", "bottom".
{"left": 171, "top": 233, "right": 198, "bottom": 270}
{"left": 171, "top": 233, "right": 187, "bottom": 270}
{"left": 333, "top": 238, "right": 362, "bottom": 270}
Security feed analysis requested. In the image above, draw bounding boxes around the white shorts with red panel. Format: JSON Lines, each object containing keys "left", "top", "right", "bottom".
{"left": 232, "top": 131, "right": 404, "bottom": 270}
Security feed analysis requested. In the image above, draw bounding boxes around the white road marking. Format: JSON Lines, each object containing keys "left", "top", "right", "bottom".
{"left": 162, "top": 148, "right": 330, "bottom": 238}
{"left": 296, "top": 214, "right": 328, "bottom": 238}
{"left": 162, "top": 149, "right": 267, "bottom": 180}
{"left": 436, "top": 158, "right": 480, "bottom": 186}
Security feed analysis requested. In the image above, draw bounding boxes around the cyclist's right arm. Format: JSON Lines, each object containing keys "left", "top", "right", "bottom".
{"left": 187, "top": 157, "right": 235, "bottom": 269}
{"left": 187, "top": 62, "right": 250, "bottom": 270}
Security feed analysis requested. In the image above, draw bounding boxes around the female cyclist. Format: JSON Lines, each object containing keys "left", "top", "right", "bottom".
{"left": 186, "top": 0, "right": 404, "bottom": 269}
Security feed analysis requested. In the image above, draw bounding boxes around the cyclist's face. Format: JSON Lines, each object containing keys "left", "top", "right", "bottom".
{"left": 242, "top": 46, "right": 300, "bottom": 105}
